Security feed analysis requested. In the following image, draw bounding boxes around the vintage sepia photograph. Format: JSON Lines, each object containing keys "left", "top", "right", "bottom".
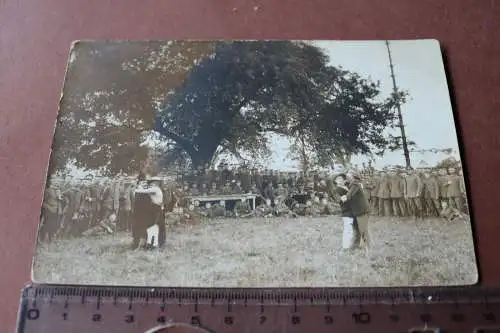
{"left": 32, "top": 39, "right": 478, "bottom": 287}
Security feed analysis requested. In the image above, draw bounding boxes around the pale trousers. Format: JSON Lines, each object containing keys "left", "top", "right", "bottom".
{"left": 342, "top": 216, "right": 355, "bottom": 249}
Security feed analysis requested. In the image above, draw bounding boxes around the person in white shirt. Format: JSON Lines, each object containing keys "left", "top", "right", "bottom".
{"left": 132, "top": 177, "right": 166, "bottom": 249}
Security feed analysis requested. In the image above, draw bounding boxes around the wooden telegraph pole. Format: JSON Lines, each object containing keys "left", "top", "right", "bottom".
{"left": 385, "top": 40, "right": 411, "bottom": 169}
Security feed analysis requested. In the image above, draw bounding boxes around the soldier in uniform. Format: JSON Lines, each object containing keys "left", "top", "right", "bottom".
{"left": 232, "top": 180, "right": 243, "bottom": 194}
{"left": 212, "top": 201, "right": 227, "bottom": 218}
{"left": 239, "top": 166, "right": 251, "bottom": 193}
{"left": 404, "top": 169, "right": 423, "bottom": 219}
{"left": 345, "top": 172, "right": 371, "bottom": 250}
{"left": 221, "top": 162, "right": 232, "bottom": 185}
{"left": 190, "top": 183, "right": 201, "bottom": 196}
{"left": 234, "top": 199, "right": 251, "bottom": 217}
{"left": 296, "top": 172, "right": 305, "bottom": 192}
{"left": 200, "top": 183, "right": 209, "bottom": 196}
{"left": 209, "top": 182, "right": 218, "bottom": 195}
{"left": 389, "top": 170, "right": 406, "bottom": 217}
{"left": 61, "top": 184, "right": 84, "bottom": 237}
{"left": 40, "top": 182, "right": 63, "bottom": 242}
{"left": 99, "top": 181, "right": 118, "bottom": 233}
{"left": 437, "top": 168, "right": 449, "bottom": 210}
{"left": 377, "top": 171, "right": 391, "bottom": 216}
{"left": 286, "top": 172, "right": 296, "bottom": 190}
{"left": 219, "top": 182, "right": 231, "bottom": 195}
{"left": 369, "top": 173, "right": 380, "bottom": 215}
{"left": 183, "top": 184, "right": 190, "bottom": 196}
{"left": 254, "top": 169, "right": 263, "bottom": 194}
{"left": 263, "top": 181, "right": 276, "bottom": 207}
{"left": 121, "top": 182, "right": 135, "bottom": 232}
{"left": 270, "top": 170, "right": 279, "bottom": 188}
{"left": 422, "top": 170, "right": 440, "bottom": 217}
{"left": 458, "top": 168, "right": 467, "bottom": 213}
{"left": 446, "top": 167, "right": 463, "bottom": 211}
{"left": 88, "top": 180, "right": 101, "bottom": 228}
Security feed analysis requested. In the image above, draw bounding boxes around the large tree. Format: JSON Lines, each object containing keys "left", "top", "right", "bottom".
{"left": 156, "top": 41, "right": 401, "bottom": 169}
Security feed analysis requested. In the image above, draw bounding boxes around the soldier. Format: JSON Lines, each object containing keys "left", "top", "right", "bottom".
{"left": 389, "top": 170, "right": 406, "bottom": 217}
{"left": 192, "top": 170, "right": 200, "bottom": 188}
{"left": 234, "top": 199, "right": 251, "bottom": 217}
{"left": 221, "top": 182, "right": 233, "bottom": 195}
{"left": 376, "top": 171, "right": 391, "bottom": 216}
{"left": 99, "top": 181, "right": 118, "bottom": 233}
{"left": 369, "top": 173, "right": 380, "bottom": 215}
{"left": 446, "top": 167, "right": 463, "bottom": 211}
{"left": 200, "top": 183, "right": 209, "bottom": 196}
{"left": 304, "top": 172, "right": 315, "bottom": 195}
{"left": 253, "top": 169, "right": 263, "bottom": 194}
{"left": 437, "top": 168, "right": 449, "bottom": 209}
{"left": 239, "top": 166, "right": 251, "bottom": 193}
{"left": 458, "top": 169, "right": 467, "bottom": 213}
{"left": 273, "top": 195, "right": 291, "bottom": 217}
{"left": 183, "top": 184, "right": 190, "bottom": 196}
{"left": 209, "top": 182, "right": 218, "bottom": 195}
{"left": 211, "top": 202, "right": 227, "bottom": 218}
{"left": 191, "top": 200, "right": 209, "bottom": 218}
{"left": 286, "top": 172, "right": 296, "bottom": 190}
{"left": 422, "top": 170, "right": 440, "bottom": 217}
{"left": 361, "top": 176, "right": 372, "bottom": 213}
{"left": 61, "top": 184, "right": 84, "bottom": 237}
{"left": 404, "top": 169, "right": 424, "bottom": 219}
{"left": 263, "top": 181, "right": 276, "bottom": 207}
{"left": 275, "top": 183, "right": 288, "bottom": 200}
{"left": 205, "top": 167, "right": 216, "bottom": 187}
{"left": 121, "top": 182, "right": 135, "bottom": 232}
{"left": 345, "top": 172, "right": 371, "bottom": 250}
{"left": 40, "top": 182, "right": 63, "bottom": 242}
{"left": 184, "top": 169, "right": 195, "bottom": 188}
{"left": 316, "top": 179, "right": 328, "bottom": 200}
{"left": 221, "top": 162, "right": 232, "bottom": 185}
{"left": 215, "top": 163, "right": 224, "bottom": 188}
{"left": 296, "top": 171, "right": 305, "bottom": 192}
{"left": 88, "top": 180, "right": 101, "bottom": 228}
{"left": 232, "top": 180, "right": 243, "bottom": 194}
{"left": 190, "top": 183, "right": 201, "bottom": 196}
{"left": 270, "top": 170, "right": 279, "bottom": 188}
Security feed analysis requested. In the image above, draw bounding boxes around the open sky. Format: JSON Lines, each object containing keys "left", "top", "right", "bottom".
{"left": 219, "top": 39, "right": 462, "bottom": 171}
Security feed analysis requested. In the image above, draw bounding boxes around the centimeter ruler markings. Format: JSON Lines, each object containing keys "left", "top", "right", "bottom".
{"left": 17, "top": 285, "right": 500, "bottom": 333}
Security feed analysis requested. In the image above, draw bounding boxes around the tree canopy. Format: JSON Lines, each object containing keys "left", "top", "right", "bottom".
{"left": 52, "top": 40, "right": 408, "bottom": 176}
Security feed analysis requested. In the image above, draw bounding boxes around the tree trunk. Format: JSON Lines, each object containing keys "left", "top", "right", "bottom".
{"left": 189, "top": 142, "right": 219, "bottom": 169}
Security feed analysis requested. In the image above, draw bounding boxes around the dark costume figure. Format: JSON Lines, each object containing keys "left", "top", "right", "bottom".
{"left": 131, "top": 178, "right": 167, "bottom": 249}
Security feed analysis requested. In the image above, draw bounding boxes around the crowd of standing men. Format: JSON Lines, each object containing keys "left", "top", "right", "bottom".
{"left": 364, "top": 166, "right": 468, "bottom": 219}
{"left": 39, "top": 162, "right": 468, "bottom": 243}
{"left": 40, "top": 178, "right": 136, "bottom": 242}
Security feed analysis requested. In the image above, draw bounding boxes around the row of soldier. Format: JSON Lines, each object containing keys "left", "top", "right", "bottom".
{"left": 39, "top": 165, "right": 468, "bottom": 242}
{"left": 172, "top": 165, "right": 468, "bottom": 218}
{"left": 364, "top": 167, "right": 467, "bottom": 219}
{"left": 40, "top": 179, "right": 136, "bottom": 241}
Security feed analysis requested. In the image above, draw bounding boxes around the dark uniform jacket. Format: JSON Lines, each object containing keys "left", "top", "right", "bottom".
{"left": 346, "top": 182, "right": 370, "bottom": 217}
{"left": 376, "top": 177, "right": 391, "bottom": 199}
{"left": 43, "top": 187, "right": 60, "bottom": 214}
{"left": 446, "top": 174, "right": 462, "bottom": 197}
{"left": 423, "top": 177, "right": 439, "bottom": 199}
{"left": 404, "top": 174, "right": 423, "bottom": 198}
{"left": 389, "top": 175, "right": 404, "bottom": 198}
{"left": 438, "top": 175, "right": 449, "bottom": 198}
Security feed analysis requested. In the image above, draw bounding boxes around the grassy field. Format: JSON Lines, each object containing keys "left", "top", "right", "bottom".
{"left": 32, "top": 215, "right": 478, "bottom": 287}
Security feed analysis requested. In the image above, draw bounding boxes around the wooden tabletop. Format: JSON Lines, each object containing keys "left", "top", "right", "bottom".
{"left": 1, "top": 0, "right": 499, "bottom": 330}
